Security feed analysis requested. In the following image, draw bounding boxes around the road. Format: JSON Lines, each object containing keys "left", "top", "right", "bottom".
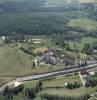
{"left": 0, "top": 62, "right": 97, "bottom": 92}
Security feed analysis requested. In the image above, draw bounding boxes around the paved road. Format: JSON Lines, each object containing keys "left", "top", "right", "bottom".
{"left": 0, "top": 63, "right": 97, "bottom": 92}
{"left": 16, "top": 63, "right": 97, "bottom": 81}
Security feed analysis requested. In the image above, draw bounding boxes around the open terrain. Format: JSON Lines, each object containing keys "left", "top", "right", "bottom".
{"left": 0, "top": 37, "right": 65, "bottom": 77}
{"left": 0, "top": 0, "right": 97, "bottom": 100}
{"left": 1, "top": 75, "right": 97, "bottom": 99}
{"left": 68, "top": 18, "right": 97, "bottom": 32}
{"left": 68, "top": 37, "right": 97, "bottom": 50}
{"left": 0, "top": 77, "right": 14, "bottom": 86}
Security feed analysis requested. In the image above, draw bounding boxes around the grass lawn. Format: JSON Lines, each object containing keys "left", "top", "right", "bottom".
{"left": 33, "top": 47, "right": 48, "bottom": 53}
{"left": 38, "top": 75, "right": 97, "bottom": 97}
{"left": 0, "top": 77, "right": 14, "bottom": 86}
{"left": 0, "top": 42, "right": 65, "bottom": 78}
{"left": 21, "top": 74, "right": 81, "bottom": 89}
{"left": 91, "top": 75, "right": 97, "bottom": 81}
{"left": 68, "top": 18, "right": 97, "bottom": 32}
{"left": 68, "top": 37, "right": 97, "bottom": 51}
{"left": 0, "top": 44, "right": 33, "bottom": 76}
{"left": 91, "top": 77, "right": 97, "bottom": 81}
{"left": 1, "top": 75, "right": 97, "bottom": 99}
{"left": 43, "top": 75, "right": 82, "bottom": 88}
{"left": 39, "top": 86, "right": 97, "bottom": 97}
{"left": 81, "top": 37, "right": 97, "bottom": 44}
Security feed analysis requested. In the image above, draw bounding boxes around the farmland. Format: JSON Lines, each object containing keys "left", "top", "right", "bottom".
{"left": 68, "top": 37, "right": 97, "bottom": 50}
{"left": 1, "top": 75, "right": 97, "bottom": 99}
{"left": 68, "top": 18, "right": 97, "bottom": 32}
{"left": 0, "top": 0, "right": 97, "bottom": 100}
{"left": 0, "top": 34, "right": 97, "bottom": 83}
{"left": 0, "top": 37, "right": 65, "bottom": 77}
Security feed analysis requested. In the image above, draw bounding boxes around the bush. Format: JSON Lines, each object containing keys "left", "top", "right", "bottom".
{"left": 41, "top": 94, "right": 90, "bottom": 100}
{"left": 66, "top": 82, "right": 80, "bottom": 89}
{"left": 25, "top": 88, "right": 36, "bottom": 99}
{"left": 12, "top": 84, "right": 24, "bottom": 95}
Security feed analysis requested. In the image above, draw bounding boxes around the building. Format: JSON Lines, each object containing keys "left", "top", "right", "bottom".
{"left": 37, "top": 48, "right": 61, "bottom": 65}
{"left": 31, "top": 39, "right": 43, "bottom": 44}
{"left": 80, "top": 70, "right": 88, "bottom": 75}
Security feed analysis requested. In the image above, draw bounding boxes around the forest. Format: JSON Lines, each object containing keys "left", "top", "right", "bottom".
{"left": 0, "top": 0, "right": 96, "bottom": 37}
{"left": 0, "top": 10, "right": 96, "bottom": 37}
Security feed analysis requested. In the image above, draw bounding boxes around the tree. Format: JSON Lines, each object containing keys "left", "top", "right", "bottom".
{"left": 38, "top": 81, "right": 43, "bottom": 91}
{"left": 83, "top": 44, "right": 93, "bottom": 54}
{"left": 3, "top": 86, "right": 13, "bottom": 100}
{"left": 25, "top": 88, "right": 36, "bottom": 99}
{"left": 13, "top": 84, "right": 24, "bottom": 95}
{"left": 3, "top": 86, "right": 9, "bottom": 95}
{"left": 65, "top": 61, "right": 69, "bottom": 66}
{"left": 32, "top": 61, "right": 36, "bottom": 68}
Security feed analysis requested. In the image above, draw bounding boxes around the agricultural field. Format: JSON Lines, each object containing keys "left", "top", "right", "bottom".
{"left": 23, "top": 75, "right": 97, "bottom": 97}
{"left": 0, "top": 37, "right": 65, "bottom": 77}
{"left": 0, "top": 0, "right": 97, "bottom": 100}
{"left": 0, "top": 77, "right": 14, "bottom": 86}
{"left": 43, "top": 75, "right": 82, "bottom": 88}
{"left": 22, "top": 74, "right": 81, "bottom": 88}
{"left": 39, "top": 87, "right": 97, "bottom": 97}
{"left": 0, "top": 35, "right": 97, "bottom": 81}
{"left": 0, "top": 34, "right": 97, "bottom": 85}
{"left": 0, "top": 44, "right": 33, "bottom": 76}
{"left": 68, "top": 37, "right": 97, "bottom": 51}
{"left": 1, "top": 75, "right": 97, "bottom": 100}
{"left": 68, "top": 18, "right": 97, "bottom": 32}
{"left": 38, "top": 75, "right": 97, "bottom": 97}
{"left": 0, "top": 44, "right": 65, "bottom": 77}
{"left": 33, "top": 47, "right": 48, "bottom": 53}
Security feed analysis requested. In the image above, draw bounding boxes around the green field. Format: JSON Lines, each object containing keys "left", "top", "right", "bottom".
{"left": 0, "top": 39, "right": 65, "bottom": 78}
{"left": 4, "top": 75, "right": 97, "bottom": 100}
{"left": 0, "top": 77, "right": 14, "bottom": 86}
{"left": 22, "top": 74, "right": 81, "bottom": 88}
{"left": 68, "top": 18, "right": 97, "bottom": 32}
{"left": 0, "top": 36, "right": 97, "bottom": 83}
{"left": 21, "top": 75, "right": 97, "bottom": 97}
{"left": 0, "top": 36, "right": 96, "bottom": 78}
{"left": 43, "top": 75, "right": 81, "bottom": 88}
{"left": 68, "top": 37, "right": 97, "bottom": 51}
{"left": 39, "top": 87, "right": 97, "bottom": 97}
{"left": 0, "top": 44, "right": 33, "bottom": 76}
{"left": 38, "top": 75, "right": 97, "bottom": 97}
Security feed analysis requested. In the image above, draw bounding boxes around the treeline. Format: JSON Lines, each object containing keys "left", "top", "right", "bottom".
{"left": 25, "top": 81, "right": 43, "bottom": 99}
{"left": 2, "top": 81, "right": 43, "bottom": 100}
{"left": 66, "top": 82, "right": 81, "bottom": 89}
{"left": 3, "top": 84, "right": 24, "bottom": 100}
{"left": 41, "top": 94, "right": 90, "bottom": 100}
